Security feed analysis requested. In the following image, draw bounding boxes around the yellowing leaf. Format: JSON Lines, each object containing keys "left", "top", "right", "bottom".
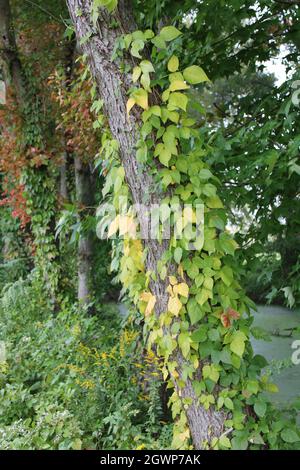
{"left": 168, "top": 55, "right": 179, "bottom": 72}
{"left": 178, "top": 263, "right": 185, "bottom": 280}
{"left": 158, "top": 146, "right": 172, "bottom": 166}
{"left": 183, "top": 206, "right": 195, "bottom": 224}
{"left": 174, "top": 282, "right": 189, "bottom": 298}
{"left": 168, "top": 295, "right": 182, "bottom": 316}
{"left": 169, "top": 80, "right": 190, "bottom": 92}
{"left": 127, "top": 97, "right": 136, "bottom": 116}
{"left": 118, "top": 215, "right": 136, "bottom": 237}
{"left": 183, "top": 65, "right": 210, "bottom": 85}
{"left": 169, "top": 80, "right": 190, "bottom": 91}
{"left": 145, "top": 295, "right": 156, "bottom": 316}
{"left": 169, "top": 276, "right": 178, "bottom": 285}
{"left": 132, "top": 66, "right": 141, "bottom": 82}
{"left": 140, "top": 291, "right": 156, "bottom": 316}
{"left": 168, "top": 92, "right": 188, "bottom": 111}
{"left": 160, "top": 26, "right": 182, "bottom": 41}
{"left": 107, "top": 215, "right": 119, "bottom": 238}
{"left": 133, "top": 88, "right": 148, "bottom": 110}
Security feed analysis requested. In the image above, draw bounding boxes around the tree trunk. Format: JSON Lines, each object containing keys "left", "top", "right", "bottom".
{"left": 75, "top": 155, "right": 95, "bottom": 305}
{"left": 66, "top": 0, "right": 226, "bottom": 448}
{"left": 0, "top": 0, "right": 25, "bottom": 102}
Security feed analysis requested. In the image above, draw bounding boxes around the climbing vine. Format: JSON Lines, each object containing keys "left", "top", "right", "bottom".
{"left": 93, "top": 11, "right": 300, "bottom": 449}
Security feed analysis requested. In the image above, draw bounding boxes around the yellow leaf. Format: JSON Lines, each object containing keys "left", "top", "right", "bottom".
{"left": 169, "top": 276, "right": 178, "bottom": 285}
{"left": 174, "top": 282, "right": 189, "bottom": 298}
{"left": 134, "top": 88, "right": 148, "bottom": 110}
{"left": 183, "top": 206, "right": 196, "bottom": 224}
{"left": 178, "top": 263, "right": 185, "bottom": 280}
{"left": 145, "top": 294, "right": 156, "bottom": 316}
{"left": 107, "top": 215, "right": 119, "bottom": 238}
{"left": 166, "top": 284, "right": 173, "bottom": 295}
{"left": 168, "top": 55, "right": 179, "bottom": 72}
{"left": 140, "top": 292, "right": 152, "bottom": 302}
{"left": 119, "top": 215, "right": 136, "bottom": 237}
{"left": 168, "top": 295, "right": 182, "bottom": 316}
{"left": 140, "top": 291, "right": 156, "bottom": 316}
{"left": 127, "top": 97, "right": 136, "bottom": 116}
{"left": 169, "top": 80, "right": 190, "bottom": 92}
{"left": 132, "top": 66, "right": 141, "bottom": 82}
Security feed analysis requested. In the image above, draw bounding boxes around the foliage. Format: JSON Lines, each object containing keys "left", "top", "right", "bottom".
{"left": 99, "top": 21, "right": 300, "bottom": 449}
{"left": 0, "top": 277, "right": 172, "bottom": 450}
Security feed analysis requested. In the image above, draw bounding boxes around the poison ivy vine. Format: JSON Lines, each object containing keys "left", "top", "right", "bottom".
{"left": 90, "top": 1, "right": 300, "bottom": 450}
{"left": 19, "top": 68, "right": 60, "bottom": 303}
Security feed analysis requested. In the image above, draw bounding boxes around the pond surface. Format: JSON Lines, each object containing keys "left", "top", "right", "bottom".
{"left": 119, "top": 303, "right": 300, "bottom": 406}
{"left": 252, "top": 305, "right": 300, "bottom": 406}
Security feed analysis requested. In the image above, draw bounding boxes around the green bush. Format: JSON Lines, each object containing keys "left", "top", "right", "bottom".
{"left": 0, "top": 277, "right": 172, "bottom": 450}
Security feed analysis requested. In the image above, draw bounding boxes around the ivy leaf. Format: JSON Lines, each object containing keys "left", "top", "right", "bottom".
{"left": 140, "top": 291, "right": 156, "bottom": 316}
{"left": 191, "top": 325, "right": 207, "bottom": 342}
{"left": 174, "top": 247, "right": 183, "bottom": 264}
{"left": 254, "top": 400, "right": 267, "bottom": 418}
{"left": 107, "top": 216, "right": 119, "bottom": 238}
{"left": 133, "top": 89, "right": 148, "bottom": 110}
{"left": 151, "top": 35, "right": 166, "bottom": 49}
{"left": 183, "top": 65, "right": 210, "bottom": 84}
{"left": 158, "top": 146, "right": 172, "bottom": 167}
{"left": 206, "top": 196, "right": 223, "bottom": 209}
{"left": 219, "top": 435, "right": 231, "bottom": 449}
{"left": 169, "top": 80, "right": 190, "bottom": 92}
{"left": 168, "top": 92, "right": 188, "bottom": 111}
{"left": 280, "top": 428, "right": 300, "bottom": 443}
{"left": 168, "top": 55, "right": 179, "bottom": 72}
{"left": 168, "top": 295, "right": 182, "bottom": 316}
{"left": 224, "top": 397, "right": 234, "bottom": 410}
{"left": 126, "top": 97, "right": 135, "bottom": 116}
{"left": 178, "top": 331, "right": 191, "bottom": 358}
{"left": 230, "top": 331, "right": 247, "bottom": 357}
{"left": 131, "top": 39, "right": 145, "bottom": 58}
{"left": 174, "top": 282, "right": 189, "bottom": 298}
{"left": 140, "top": 60, "right": 155, "bottom": 73}
{"left": 202, "top": 364, "right": 220, "bottom": 383}
{"left": 132, "top": 66, "right": 141, "bottom": 82}
{"left": 160, "top": 26, "right": 182, "bottom": 41}
{"left": 196, "top": 288, "right": 210, "bottom": 306}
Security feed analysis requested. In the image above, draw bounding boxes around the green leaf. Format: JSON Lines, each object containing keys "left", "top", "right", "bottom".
{"left": 160, "top": 26, "right": 182, "bottom": 41}
{"left": 140, "top": 60, "right": 155, "bottom": 73}
{"left": 131, "top": 39, "right": 144, "bottom": 58}
{"left": 254, "top": 400, "right": 267, "bottom": 418}
{"left": 168, "top": 55, "right": 179, "bottom": 72}
{"left": 178, "top": 331, "right": 190, "bottom": 358}
{"left": 203, "top": 364, "right": 220, "bottom": 383}
{"left": 206, "top": 196, "right": 223, "bottom": 209}
{"left": 183, "top": 65, "right": 210, "bottom": 85}
{"left": 168, "top": 92, "right": 188, "bottom": 111}
{"left": 191, "top": 325, "right": 208, "bottom": 342}
{"left": 224, "top": 397, "right": 234, "bottom": 410}
{"left": 158, "top": 146, "right": 172, "bottom": 166}
{"left": 174, "top": 247, "right": 182, "bottom": 263}
{"left": 230, "top": 331, "right": 247, "bottom": 357}
{"left": 219, "top": 435, "right": 231, "bottom": 449}
{"left": 281, "top": 428, "right": 300, "bottom": 443}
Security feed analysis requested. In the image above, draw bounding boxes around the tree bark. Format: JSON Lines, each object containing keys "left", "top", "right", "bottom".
{"left": 75, "top": 155, "right": 95, "bottom": 305}
{"left": 66, "top": 0, "right": 226, "bottom": 448}
{"left": 0, "top": 0, "right": 25, "bottom": 102}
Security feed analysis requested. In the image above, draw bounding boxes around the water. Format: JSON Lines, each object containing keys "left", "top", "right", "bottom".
{"left": 252, "top": 305, "right": 300, "bottom": 406}
{"left": 118, "top": 302, "right": 300, "bottom": 405}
